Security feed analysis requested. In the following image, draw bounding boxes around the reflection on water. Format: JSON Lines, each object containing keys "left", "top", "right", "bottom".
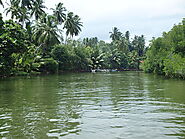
{"left": 0, "top": 72, "right": 185, "bottom": 138}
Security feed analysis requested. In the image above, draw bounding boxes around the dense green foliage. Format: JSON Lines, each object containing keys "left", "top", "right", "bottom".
{"left": 143, "top": 19, "right": 185, "bottom": 79}
{"left": 50, "top": 30, "right": 146, "bottom": 72}
{"left": 0, "top": 1, "right": 184, "bottom": 79}
{"left": 0, "top": 16, "right": 35, "bottom": 76}
{"left": 0, "top": 0, "right": 148, "bottom": 77}
{"left": 0, "top": 0, "right": 84, "bottom": 77}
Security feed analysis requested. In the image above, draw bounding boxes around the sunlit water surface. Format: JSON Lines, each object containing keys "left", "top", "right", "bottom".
{"left": 0, "top": 72, "right": 185, "bottom": 139}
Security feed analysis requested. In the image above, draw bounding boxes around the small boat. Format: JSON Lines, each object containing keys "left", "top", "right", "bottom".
{"left": 91, "top": 69, "right": 96, "bottom": 73}
{"left": 110, "top": 69, "right": 117, "bottom": 72}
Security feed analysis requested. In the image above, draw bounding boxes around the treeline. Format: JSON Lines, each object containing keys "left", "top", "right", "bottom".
{"left": 53, "top": 29, "right": 146, "bottom": 72}
{"left": 0, "top": 1, "right": 147, "bottom": 77}
{"left": 143, "top": 19, "right": 185, "bottom": 79}
{"left": 0, "top": 0, "right": 83, "bottom": 77}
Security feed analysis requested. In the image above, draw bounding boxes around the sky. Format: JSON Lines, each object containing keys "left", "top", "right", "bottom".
{"left": 1, "top": 0, "right": 185, "bottom": 44}
{"left": 46, "top": 0, "right": 185, "bottom": 44}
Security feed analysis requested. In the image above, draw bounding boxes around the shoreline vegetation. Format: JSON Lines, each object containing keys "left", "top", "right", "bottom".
{"left": 143, "top": 19, "right": 185, "bottom": 79}
{"left": 14, "top": 69, "right": 143, "bottom": 76}
{"left": 0, "top": 1, "right": 184, "bottom": 79}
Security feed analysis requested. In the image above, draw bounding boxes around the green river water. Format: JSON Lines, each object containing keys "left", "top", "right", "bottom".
{"left": 0, "top": 72, "right": 185, "bottom": 139}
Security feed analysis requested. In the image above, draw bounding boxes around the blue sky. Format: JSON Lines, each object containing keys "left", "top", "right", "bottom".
{"left": 1, "top": 0, "right": 185, "bottom": 44}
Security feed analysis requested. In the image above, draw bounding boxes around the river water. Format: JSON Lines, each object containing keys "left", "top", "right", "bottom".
{"left": 0, "top": 72, "right": 185, "bottom": 139}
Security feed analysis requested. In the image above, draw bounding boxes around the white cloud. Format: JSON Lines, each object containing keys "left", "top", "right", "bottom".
{"left": 56, "top": 0, "right": 185, "bottom": 43}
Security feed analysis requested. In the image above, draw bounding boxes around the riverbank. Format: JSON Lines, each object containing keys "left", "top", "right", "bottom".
{"left": 0, "top": 68, "right": 143, "bottom": 78}
{"left": 142, "top": 19, "right": 185, "bottom": 80}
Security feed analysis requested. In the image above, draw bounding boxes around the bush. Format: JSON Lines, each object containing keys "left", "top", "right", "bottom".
{"left": 163, "top": 54, "right": 185, "bottom": 78}
{"left": 51, "top": 44, "right": 72, "bottom": 71}
{"left": 39, "top": 58, "right": 58, "bottom": 74}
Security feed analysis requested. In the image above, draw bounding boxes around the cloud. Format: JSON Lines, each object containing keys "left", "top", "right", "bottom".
{"left": 1, "top": 0, "right": 185, "bottom": 44}
{"left": 53, "top": 0, "right": 184, "bottom": 43}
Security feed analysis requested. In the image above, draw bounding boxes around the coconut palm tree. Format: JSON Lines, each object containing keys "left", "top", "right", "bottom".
{"left": 30, "top": 0, "right": 46, "bottom": 20}
{"left": 6, "top": 0, "right": 34, "bottom": 26}
{"left": 19, "top": 0, "right": 32, "bottom": 9}
{"left": 5, "top": 0, "right": 20, "bottom": 20}
{"left": 18, "top": 7, "right": 30, "bottom": 26}
{"left": 5, "top": 0, "right": 31, "bottom": 27}
{"left": 64, "top": 12, "right": 83, "bottom": 40}
{"left": 115, "top": 37, "right": 129, "bottom": 53}
{"left": 109, "top": 27, "right": 122, "bottom": 41}
{"left": 73, "top": 15, "right": 83, "bottom": 36}
{"left": 64, "top": 12, "right": 75, "bottom": 39}
{"left": 51, "top": 2, "right": 66, "bottom": 24}
{"left": 32, "top": 14, "right": 61, "bottom": 55}
{"left": 132, "top": 35, "right": 145, "bottom": 57}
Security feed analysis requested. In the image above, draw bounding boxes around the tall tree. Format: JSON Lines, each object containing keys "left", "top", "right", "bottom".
{"left": 125, "top": 31, "right": 130, "bottom": 41}
{"left": 30, "top": 0, "right": 46, "bottom": 20}
{"left": 64, "top": 12, "right": 83, "bottom": 40}
{"left": 5, "top": 0, "right": 20, "bottom": 20}
{"left": 19, "top": 0, "right": 32, "bottom": 9}
{"left": 32, "top": 15, "right": 61, "bottom": 56}
{"left": 52, "top": 2, "right": 66, "bottom": 24}
{"left": 73, "top": 15, "right": 83, "bottom": 35}
{"left": 109, "top": 27, "right": 122, "bottom": 41}
{"left": 117, "top": 37, "right": 129, "bottom": 53}
{"left": 5, "top": 0, "right": 32, "bottom": 26}
{"left": 132, "top": 35, "right": 145, "bottom": 57}
{"left": 18, "top": 7, "right": 30, "bottom": 26}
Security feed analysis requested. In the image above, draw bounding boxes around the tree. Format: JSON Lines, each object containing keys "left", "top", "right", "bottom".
{"left": 109, "top": 27, "right": 122, "bottom": 41}
{"left": 52, "top": 2, "right": 66, "bottom": 24}
{"left": 73, "top": 15, "right": 83, "bottom": 36}
{"left": 132, "top": 35, "right": 145, "bottom": 57}
{"left": 125, "top": 31, "right": 130, "bottom": 41}
{"left": 114, "top": 37, "right": 129, "bottom": 53}
{"left": 0, "top": 19, "right": 33, "bottom": 76}
{"left": 19, "top": 0, "right": 33, "bottom": 9}
{"left": 4, "top": 0, "right": 32, "bottom": 26}
{"left": 90, "top": 51, "right": 104, "bottom": 69}
{"left": 18, "top": 7, "right": 30, "bottom": 26}
{"left": 143, "top": 19, "right": 185, "bottom": 78}
{"left": 0, "top": 13, "right": 3, "bottom": 32}
{"left": 32, "top": 15, "right": 61, "bottom": 56}
{"left": 64, "top": 12, "right": 83, "bottom": 40}
{"left": 83, "top": 37, "right": 99, "bottom": 47}
{"left": 30, "top": 0, "right": 46, "bottom": 20}
{"left": 5, "top": 0, "right": 21, "bottom": 20}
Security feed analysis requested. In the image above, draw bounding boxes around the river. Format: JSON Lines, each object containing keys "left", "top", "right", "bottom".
{"left": 0, "top": 72, "right": 185, "bottom": 138}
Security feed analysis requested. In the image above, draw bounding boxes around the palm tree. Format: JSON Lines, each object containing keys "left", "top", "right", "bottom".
{"left": 32, "top": 14, "right": 61, "bottom": 55}
{"left": 51, "top": 2, "right": 66, "bottom": 24}
{"left": 132, "top": 35, "right": 145, "bottom": 57}
{"left": 30, "top": 0, "right": 46, "bottom": 20}
{"left": 115, "top": 37, "right": 129, "bottom": 53}
{"left": 18, "top": 7, "right": 30, "bottom": 26}
{"left": 109, "top": 27, "right": 122, "bottom": 41}
{"left": 5, "top": 0, "right": 21, "bottom": 20}
{"left": 64, "top": 12, "right": 83, "bottom": 40}
{"left": 90, "top": 53, "right": 104, "bottom": 70}
{"left": 73, "top": 15, "right": 83, "bottom": 36}
{"left": 0, "top": 0, "right": 4, "bottom": 7}
{"left": 125, "top": 31, "right": 130, "bottom": 41}
{"left": 19, "top": 0, "right": 33, "bottom": 9}
{"left": 5, "top": 0, "right": 31, "bottom": 27}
